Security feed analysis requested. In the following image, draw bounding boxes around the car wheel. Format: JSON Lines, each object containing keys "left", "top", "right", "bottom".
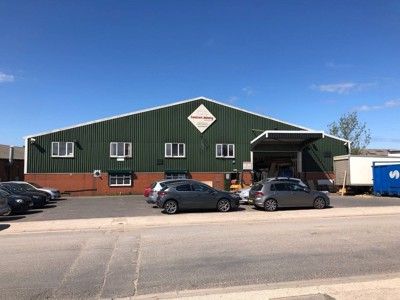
{"left": 163, "top": 200, "right": 178, "bottom": 214}
{"left": 217, "top": 199, "right": 231, "bottom": 212}
{"left": 264, "top": 199, "right": 277, "bottom": 212}
{"left": 313, "top": 197, "right": 326, "bottom": 209}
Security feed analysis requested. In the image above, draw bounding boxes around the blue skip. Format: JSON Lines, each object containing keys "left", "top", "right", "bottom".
{"left": 372, "top": 162, "right": 400, "bottom": 197}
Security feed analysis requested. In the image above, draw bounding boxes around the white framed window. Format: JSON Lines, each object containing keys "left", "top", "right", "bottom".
{"left": 51, "top": 142, "right": 74, "bottom": 158}
{"left": 109, "top": 173, "right": 132, "bottom": 187}
{"left": 110, "top": 142, "right": 132, "bottom": 158}
{"left": 216, "top": 144, "right": 235, "bottom": 158}
{"left": 165, "top": 143, "right": 185, "bottom": 158}
{"left": 164, "top": 171, "right": 188, "bottom": 179}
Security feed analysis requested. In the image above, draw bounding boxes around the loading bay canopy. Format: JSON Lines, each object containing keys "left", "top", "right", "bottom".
{"left": 250, "top": 130, "right": 324, "bottom": 152}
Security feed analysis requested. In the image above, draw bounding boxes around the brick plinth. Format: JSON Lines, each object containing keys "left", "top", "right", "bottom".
{"left": 25, "top": 172, "right": 227, "bottom": 196}
{"left": 25, "top": 171, "right": 335, "bottom": 196}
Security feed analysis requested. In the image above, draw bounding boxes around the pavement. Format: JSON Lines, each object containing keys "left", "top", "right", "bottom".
{"left": 2, "top": 205, "right": 400, "bottom": 235}
{"left": 134, "top": 274, "right": 400, "bottom": 299}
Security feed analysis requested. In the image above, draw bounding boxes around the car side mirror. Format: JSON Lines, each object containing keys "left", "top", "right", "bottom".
{"left": 304, "top": 187, "right": 310, "bottom": 193}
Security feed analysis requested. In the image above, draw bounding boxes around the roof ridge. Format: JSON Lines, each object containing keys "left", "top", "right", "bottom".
{"left": 24, "top": 96, "right": 349, "bottom": 143}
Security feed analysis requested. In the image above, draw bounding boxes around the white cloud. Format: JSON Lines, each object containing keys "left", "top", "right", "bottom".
{"left": 242, "top": 87, "right": 254, "bottom": 96}
{"left": 0, "top": 72, "right": 15, "bottom": 83}
{"left": 356, "top": 99, "right": 400, "bottom": 111}
{"left": 311, "top": 82, "right": 375, "bottom": 94}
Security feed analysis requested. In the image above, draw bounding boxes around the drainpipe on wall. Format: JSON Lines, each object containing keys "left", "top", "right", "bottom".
{"left": 9, "top": 146, "right": 14, "bottom": 164}
{"left": 7, "top": 146, "right": 14, "bottom": 181}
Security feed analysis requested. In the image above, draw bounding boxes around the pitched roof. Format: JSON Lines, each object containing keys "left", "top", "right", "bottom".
{"left": 24, "top": 96, "right": 350, "bottom": 143}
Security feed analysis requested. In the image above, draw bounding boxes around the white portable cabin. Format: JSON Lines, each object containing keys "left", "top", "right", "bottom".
{"left": 333, "top": 155, "right": 400, "bottom": 187}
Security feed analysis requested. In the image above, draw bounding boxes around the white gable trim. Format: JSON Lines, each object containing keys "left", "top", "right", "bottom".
{"left": 250, "top": 130, "right": 325, "bottom": 145}
{"left": 23, "top": 96, "right": 350, "bottom": 144}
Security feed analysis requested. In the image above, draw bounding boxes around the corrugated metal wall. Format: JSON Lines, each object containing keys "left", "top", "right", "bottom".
{"left": 27, "top": 99, "right": 348, "bottom": 173}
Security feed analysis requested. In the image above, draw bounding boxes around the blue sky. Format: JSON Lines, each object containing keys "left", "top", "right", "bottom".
{"left": 1, "top": 0, "right": 399, "bottom": 148}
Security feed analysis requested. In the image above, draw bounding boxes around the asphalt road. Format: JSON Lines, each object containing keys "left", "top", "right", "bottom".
{"left": 1, "top": 214, "right": 400, "bottom": 298}
{"left": 1, "top": 194, "right": 400, "bottom": 223}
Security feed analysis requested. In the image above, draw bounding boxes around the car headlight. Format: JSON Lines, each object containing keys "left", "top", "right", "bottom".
{"left": 16, "top": 199, "right": 24, "bottom": 203}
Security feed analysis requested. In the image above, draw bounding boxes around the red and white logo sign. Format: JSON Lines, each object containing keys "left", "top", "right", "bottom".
{"left": 188, "top": 104, "right": 216, "bottom": 133}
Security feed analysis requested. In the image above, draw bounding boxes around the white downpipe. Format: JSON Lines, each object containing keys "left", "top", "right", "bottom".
{"left": 24, "top": 138, "right": 28, "bottom": 174}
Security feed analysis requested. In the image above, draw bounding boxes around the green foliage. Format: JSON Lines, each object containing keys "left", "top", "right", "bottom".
{"left": 328, "top": 112, "right": 371, "bottom": 154}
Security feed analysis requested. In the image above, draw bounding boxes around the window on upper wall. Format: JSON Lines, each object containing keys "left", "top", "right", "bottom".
{"left": 109, "top": 173, "right": 132, "bottom": 187}
{"left": 51, "top": 142, "right": 74, "bottom": 158}
{"left": 165, "top": 143, "right": 185, "bottom": 158}
{"left": 110, "top": 142, "right": 132, "bottom": 158}
{"left": 216, "top": 144, "right": 235, "bottom": 158}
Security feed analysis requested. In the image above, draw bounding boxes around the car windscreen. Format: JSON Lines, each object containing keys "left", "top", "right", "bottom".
{"left": 250, "top": 184, "right": 263, "bottom": 192}
{"left": 192, "top": 184, "right": 212, "bottom": 192}
{"left": 16, "top": 183, "right": 36, "bottom": 192}
{"left": 28, "top": 182, "right": 42, "bottom": 188}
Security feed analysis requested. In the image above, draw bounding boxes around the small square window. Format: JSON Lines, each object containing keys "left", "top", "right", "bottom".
{"left": 216, "top": 144, "right": 235, "bottom": 158}
{"left": 110, "top": 142, "right": 132, "bottom": 158}
{"left": 109, "top": 173, "right": 132, "bottom": 187}
{"left": 165, "top": 143, "right": 185, "bottom": 158}
{"left": 51, "top": 142, "right": 74, "bottom": 158}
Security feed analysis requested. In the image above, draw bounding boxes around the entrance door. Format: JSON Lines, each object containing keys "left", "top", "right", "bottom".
{"left": 252, "top": 152, "right": 298, "bottom": 181}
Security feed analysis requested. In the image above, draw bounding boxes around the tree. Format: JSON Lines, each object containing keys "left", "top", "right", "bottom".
{"left": 328, "top": 111, "right": 371, "bottom": 154}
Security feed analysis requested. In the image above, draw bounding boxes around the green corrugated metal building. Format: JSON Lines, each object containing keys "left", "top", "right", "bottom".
{"left": 24, "top": 97, "right": 349, "bottom": 195}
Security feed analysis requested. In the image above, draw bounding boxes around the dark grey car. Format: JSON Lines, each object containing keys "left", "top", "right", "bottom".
{"left": 156, "top": 181, "right": 241, "bottom": 214}
{"left": 249, "top": 179, "right": 330, "bottom": 211}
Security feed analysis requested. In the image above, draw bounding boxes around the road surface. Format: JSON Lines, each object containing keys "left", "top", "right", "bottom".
{"left": 1, "top": 212, "right": 400, "bottom": 299}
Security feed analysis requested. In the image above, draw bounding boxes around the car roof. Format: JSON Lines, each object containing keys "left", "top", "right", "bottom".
{"left": 166, "top": 180, "right": 208, "bottom": 187}
{"left": 155, "top": 179, "right": 194, "bottom": 184}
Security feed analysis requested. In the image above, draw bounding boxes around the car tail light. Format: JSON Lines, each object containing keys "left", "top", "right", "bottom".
{"left": 144, "top": 187, "right": 152, "bottom": 197}
{"left": 255, "top": 191, "right": 264, "bottom": 198}
{"left": 158, "top": 191, "right": 167, "bottom": 197}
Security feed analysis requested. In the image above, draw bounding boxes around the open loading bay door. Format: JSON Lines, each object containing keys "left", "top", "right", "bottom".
{"left": 250, "top": 130, "right": 324, "bottom": 181}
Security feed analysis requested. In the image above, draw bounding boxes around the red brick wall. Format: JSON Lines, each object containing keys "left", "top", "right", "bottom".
{"left": 0, "top": 159, "right": 24, "bottom": 182}
{"left": 25, "top": 171, "right": 334, "bottom": 196}
{"left": 25, "top": 172, "right": 227, "bottom": 196}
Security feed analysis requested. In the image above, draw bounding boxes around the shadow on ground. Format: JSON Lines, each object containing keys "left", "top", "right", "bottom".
{"left": 0, "top": 216, "right": 25, "bottom": 222}
{"left": 20, "top": 210, "right": 43, "bottom": 215}
{"left": 43, "top": 204, "right": 57, "bottom": 209}
{"left": 251, "top": 206, "right": 333, "bottom": 211}
{"left": 162, "top": 207, "right": 247, "bottom": 215}
{"left": 0, "top": 224, "right": 10, "bottom": 231}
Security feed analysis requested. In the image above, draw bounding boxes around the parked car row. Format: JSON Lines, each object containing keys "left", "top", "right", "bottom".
{"left": 144, "top": 177, "right": 330, "bottom": 214}
{"left": 0, "top": 181, "right": 61, "bottom": 216}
